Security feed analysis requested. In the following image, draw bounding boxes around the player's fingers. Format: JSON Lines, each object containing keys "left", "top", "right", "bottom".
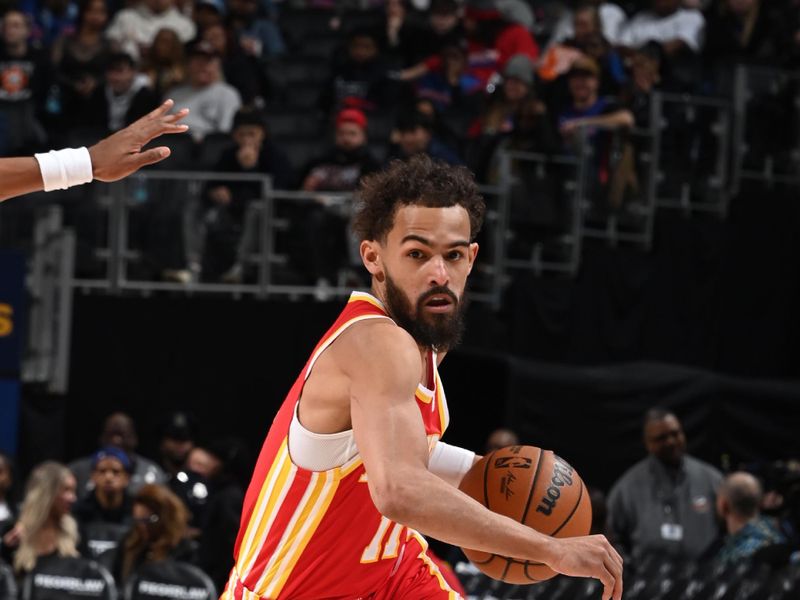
{"left": 145, "top": 98, "right": 174, "bottom": 121}
{"left": 604, "top": 554, "right": 623, "bottom": 600}
{"left": 162, "top": 108, "right": 190, "bottom": 125}
{"left": 595, "top": 562, "right": 614, "bottom": 600}
{"left": 134, "top": 146, "right": 171, "bottom": 168}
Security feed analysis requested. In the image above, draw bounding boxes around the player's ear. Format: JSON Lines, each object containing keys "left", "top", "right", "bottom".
{"left": 360, "top": 240, "right": 383, "bottom": 281}
{"left": 467, "top": 242, "right": 479, "bottom": 274}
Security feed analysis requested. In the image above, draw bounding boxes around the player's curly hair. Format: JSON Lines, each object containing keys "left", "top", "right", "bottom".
{"left": 353, "top": 155, "right": 485, "bottom": 243}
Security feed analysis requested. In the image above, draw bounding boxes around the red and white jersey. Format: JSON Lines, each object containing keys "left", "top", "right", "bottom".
{"left": 224, "top": 291, "right": 451, "bottom": 600}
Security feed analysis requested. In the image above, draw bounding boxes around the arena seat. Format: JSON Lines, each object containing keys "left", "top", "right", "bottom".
{"left": 123, "top": 561, "right": 215, "bottom": 600}
{"left": 264, "top": 108, "right": 325, "bottom": 140}
{"left": 0, "top": 560, "right": 17, "bottom": 600}
{"left": 21, "top": 556, "right": 117, "bottom": 600}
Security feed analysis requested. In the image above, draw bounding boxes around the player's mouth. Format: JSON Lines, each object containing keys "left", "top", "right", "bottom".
{"left": 423, "top": 295, "right": 455, "bottom": 313}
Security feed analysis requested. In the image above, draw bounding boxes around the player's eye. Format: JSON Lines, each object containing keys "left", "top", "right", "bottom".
{"left": 447, "top": 250, "right": 463, "bottom": 260}
{"left": 408, "top": 249, "right": 425, "bottom": 259}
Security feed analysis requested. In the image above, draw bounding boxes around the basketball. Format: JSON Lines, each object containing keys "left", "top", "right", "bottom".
{"left": 458, "top": 445, "right": 592, "bottom": 584}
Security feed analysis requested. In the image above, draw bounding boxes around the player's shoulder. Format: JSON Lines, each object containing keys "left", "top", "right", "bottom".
{"left": 330, "top": 317, "right": 420, "bottom": 377}
{"left": 341, "top": 316, "right": 417, "bottom": 355}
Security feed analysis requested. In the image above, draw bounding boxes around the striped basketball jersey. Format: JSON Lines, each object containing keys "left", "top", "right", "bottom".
{"left": 224, "top": 291, "right": 451, "bottom": 600}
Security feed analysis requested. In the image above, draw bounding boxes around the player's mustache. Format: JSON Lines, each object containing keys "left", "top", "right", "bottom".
{"left": 417, "top": 286, "right": 458, "bottom": 306}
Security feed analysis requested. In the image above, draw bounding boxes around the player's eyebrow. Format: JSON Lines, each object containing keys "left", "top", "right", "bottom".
{"left": 401, "top": 234, "right": 471, "bottom": 248}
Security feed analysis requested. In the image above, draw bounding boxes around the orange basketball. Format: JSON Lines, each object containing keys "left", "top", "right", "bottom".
{"left": 458, "top": 445, "right": 592, "bottom": 584}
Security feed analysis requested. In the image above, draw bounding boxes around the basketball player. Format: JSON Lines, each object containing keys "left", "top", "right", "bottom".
{"left": 224, "top": 156, "right": 623, "bottom": 600}
{"left": 0, "top": 99, "right": 189, "bottom": 203}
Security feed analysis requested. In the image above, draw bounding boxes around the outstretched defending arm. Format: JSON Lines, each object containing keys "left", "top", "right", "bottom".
{"left": 345, "top": 320, "right": 624, "bottom": 600}
{"left": 0, "top": 99, "right": 189, "bottom": 203}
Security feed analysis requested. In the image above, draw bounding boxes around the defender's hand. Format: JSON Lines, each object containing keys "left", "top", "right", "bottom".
{"left": 89, "top": 99, "right": 189, "bottom": 182}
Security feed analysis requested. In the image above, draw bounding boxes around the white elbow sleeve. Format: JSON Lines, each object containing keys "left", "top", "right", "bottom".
{"left": 428, "top": 441, "right": 476, "bottom": 486}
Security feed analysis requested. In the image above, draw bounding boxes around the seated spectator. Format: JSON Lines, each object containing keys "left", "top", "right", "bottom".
{"left": 140, "top": 28, "right": 186, "bottom": 98}
{"left": 195, "top": 438, "right": 249, "bottom": 592}
{"left": 375, "top": 0, "right": 431, "bottom": 69}
{"left": 292, "top": 108, "right": 381, "bottom": 290}
{"left": 73, "top": 448, "right": 133, "bottom": 526}
{"left": 192, "top": 0, "right": 225, "bottom": 34}
{"left": 73, "top": 447, "right": 133, "bottom": 558}
{"left": 301, "top": 108, "right": 382, "bottom": 192}
{"left": 390, "top": 109, "right": 463, "bottom": 164}
{"left": 227, "top": 0, "right": 286, "bottom": 61}
{"left": 539, "top": 4, "right": 628, "bottom": 103}
{"left": 618, "top": 43, "right": 662, "bottom": 128}
{"left": 0, "top": 462, "right": 79, "bottom": 577}
{"left": 109, "top": 484, "right": 196, "bottom": 584}
{"left": 618, "top": 0, "right": 705, "bottom": 89}
{"left": 415, "top": 0, "right": 465, "bottom": 63}
{"left": 547, "top": 0, "right": 626, "bottom": 49}
{"left": 105, "top": 0, "right": 196, "bottom": 62}
{"left": 607, "top": 408, "right": 724, "bottom": 561}
{"left": 199, "top": 22, "right": 270, "bottom": 106}
{"left": 400, "top": 0, "right": 540, "bottom": 89}
{"left": 156, "top": 411, "right": 208, "bottom": 535}
{"left": 715, "top": 471, "right": 786, "bottom": 567}
{"left": 23, "top": 0, "right": 79, "bottom": 49}
{"left": 200, "top": 107, "right": 291, "bottom": 282}
{"left": 68, "top": 412, "right": 166, "bottom": 500}
{"left": 0, "top": 9, "right": 51, "bottom": 155}
{"left": 415, "top": 42, "right": 483, "bottom": 117}
{"left": 165, "top": 40, "right": 242, "bottom": 141}
{"left": 51, "top": 0, "right": 113, "bottom": 130}
{"left": 320, "top": 27, "right": 403, "bottom": 115}
{"left": 557, "top": 55, "right": 633, "bottom": 145}
{"left": 0, "top": 452, "right": 16, "bottom": 533}
{"left": 466, "top": 53, "right": 541, "bottom": 179}
{"left": 71, "top": 51, "right": 160, "bottom": 132}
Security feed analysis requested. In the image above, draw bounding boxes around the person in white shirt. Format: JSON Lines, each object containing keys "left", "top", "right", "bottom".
{"left": 105, "top": 0, "right": 196, "bottom": 62}
{"left": 617, "top": 0, "right": 705, "bottom": 56}
{"left": 164, "top": 40, "right": 242, "bottom": 141}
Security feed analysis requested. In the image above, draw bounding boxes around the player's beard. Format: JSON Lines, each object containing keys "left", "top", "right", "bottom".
{"left": 383, "top": 270, "right": 467, "bottom": 352}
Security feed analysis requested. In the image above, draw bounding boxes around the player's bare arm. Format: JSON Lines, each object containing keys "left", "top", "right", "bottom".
{"left": 0, "top": 99, "right": 188, "bottom": 202}
{"left": 346, "top": 321, "right": 624, "bottom": 600}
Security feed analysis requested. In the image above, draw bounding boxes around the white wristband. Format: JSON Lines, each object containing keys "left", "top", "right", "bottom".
{"left": 428, "top": 441, "right": 476, "bottom": 487}
{"left": 34, "top": 147, "right": 94, "bottom": 192}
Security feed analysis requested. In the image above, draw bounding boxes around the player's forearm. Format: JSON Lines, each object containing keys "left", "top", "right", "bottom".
{"left": 379, "top": 468, "right": 558, "bottom": 564}
{"left": 0, "top": 158, "right": 44, "bottom": 202}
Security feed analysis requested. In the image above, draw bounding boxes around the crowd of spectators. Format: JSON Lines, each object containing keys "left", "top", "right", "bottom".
{"left": 0, "top": 410, "right": 251, "bottom": 593}
{"left": 2, "top": 0, "right": 800, "bottom": 288}
{"left": 0, "top": 408, "right": 798, "bottom": 595}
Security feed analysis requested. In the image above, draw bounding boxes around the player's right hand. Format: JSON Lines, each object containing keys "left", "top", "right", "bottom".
{"left": 546, "top": 534, "right": 623, "bottom": 600}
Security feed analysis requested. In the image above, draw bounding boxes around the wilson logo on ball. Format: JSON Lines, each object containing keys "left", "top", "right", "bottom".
{"left": 535, "top": 457, "right": 575, "bottom": 516}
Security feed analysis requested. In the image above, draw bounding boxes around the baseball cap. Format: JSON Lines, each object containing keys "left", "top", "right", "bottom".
{"left": 503, "top": 53, "right": 534, "bottom": 86}
{"left": 92, "top": 446, "right": 133, "bottom": 473}
{"left": 158, "top": 411, "right": 197, "bottom": 441}
{"left": 336, "top": 108, "right": 368, "bottom": 130}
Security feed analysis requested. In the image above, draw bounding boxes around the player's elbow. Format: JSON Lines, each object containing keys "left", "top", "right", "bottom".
{"left": 368, "top": 475, "right": 418, "bottom": 523}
